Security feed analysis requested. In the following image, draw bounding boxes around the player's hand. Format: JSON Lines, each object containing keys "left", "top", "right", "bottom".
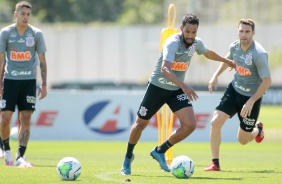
{"left": 227, "top": 60, "right": 237, "bottom": 71}
{"left": 240, "top": 100, "right": 254, "bottom": 118}
{"left": 208, "top": 76, "right": 218, "bottom": 93}
{"left": 38, "top": 85, "right": 47, "bottom": 100}
{"left": 182, "top": 85, "right": 198, "bottom": 101}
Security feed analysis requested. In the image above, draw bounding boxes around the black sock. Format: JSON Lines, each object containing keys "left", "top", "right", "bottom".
{"left": 156, "top": 140, "right": 173, "bottom": 153}
{"left": 2, "top": 138, "right": 11, "bottom": 151}
{"left": 212, "top": 158, "right": 220, "bottom": 167}
{"left": 0, "top": 137, "right": 3, "bottom": 150}
{"left": 125, "top": 143, "right": 136, "bottom": 159}
{"left": 17, "top": 146, "right": 27, "bottom": 160}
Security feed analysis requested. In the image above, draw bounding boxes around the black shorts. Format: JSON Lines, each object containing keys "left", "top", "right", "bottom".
{"left": 216, "top": 83, "right": 262, "bottom": 132}
{"left": 1, "top": 79, "right": 36, "bottom": 112}
{"left": 137, "top": 83, "right": 192, "bottom": 120}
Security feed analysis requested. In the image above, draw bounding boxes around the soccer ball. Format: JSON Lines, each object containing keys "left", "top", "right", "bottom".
{"left": 171, "top": 155, "right": 194, "bottom": 179}
{"left": 56, "top": 157, "right": 82, "bottom": 181}
{"left": 10, "top": 126, "right": 18, "bottom": 141}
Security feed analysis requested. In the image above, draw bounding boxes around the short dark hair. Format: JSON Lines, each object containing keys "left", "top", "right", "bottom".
{"left": 15, "top": 1, "right": 32, "bottom": 12}
{"left": 239, "top": 19, "right": 255, "bottom": 31}
{"left": 182, "top": 13, "right": 199, "bottom": 27}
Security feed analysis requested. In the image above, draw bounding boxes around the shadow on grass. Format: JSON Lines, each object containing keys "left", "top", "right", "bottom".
{"left": 192, "top": 177, "right": 242, "bottom": 180}
{"left": 34, "top": 165, "right": 56, "bottom": 168}
{"left": 131, "top": 174, "right": 172, "bottom": 178}
{"left": 131, "top": 175, "right": 242, "bottom": 181}
{"left": 220, "top": 170, "right": 280, "bottom": 174}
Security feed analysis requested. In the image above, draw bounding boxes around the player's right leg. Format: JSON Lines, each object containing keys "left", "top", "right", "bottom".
{"left": 204, "top": 83, "right": 237, "bottom": 171}
{"left": 121, "top": 83, "right": 165, "bottom": 175}
{"left": 0, "top": 111, "right": 14, "bottom": 166}
{"left": 121, "top": 117, "right": 150, "bottom": 175}
{"left": 204, "top": 110, "right": 229, "bottom": 171}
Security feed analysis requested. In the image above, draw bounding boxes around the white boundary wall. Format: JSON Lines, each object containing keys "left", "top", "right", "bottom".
{"left": 8, "top": 91, "right": 240, "bottom": 142}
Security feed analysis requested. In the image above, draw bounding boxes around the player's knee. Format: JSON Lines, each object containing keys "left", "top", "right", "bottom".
{"left": 210, "top": 119, "right": 222, "bottom": 130}
{"left": 0, "top": 118, "right": 10, "bottom": 127}
{"left": 133, "top": 118, "right": 149, "bottom": 131}
{"left": 237, "top": 137, "right": 249, "bottom": 145}
{"left": 183, "top": 121, "right": 196, "bottom": 133}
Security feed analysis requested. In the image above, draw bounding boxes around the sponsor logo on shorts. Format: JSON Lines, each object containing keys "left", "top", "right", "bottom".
{"left": 26, "top": 96, "right": 36, "bottom": 104}
{"left": 139, "top": 106, "right": 148, "bottom": 116}
{"left": 177, "top": 94, "right": 188, "bottom": 101}
{"left": 243, "top": 118, "right": 255, "bottom": 126}
{"left": 0, "top": 99, "right": 6, "bottom": 108}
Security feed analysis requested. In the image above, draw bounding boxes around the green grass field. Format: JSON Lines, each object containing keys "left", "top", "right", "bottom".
{"left": 0, "top": 105, "right": 281, "bottom": 184}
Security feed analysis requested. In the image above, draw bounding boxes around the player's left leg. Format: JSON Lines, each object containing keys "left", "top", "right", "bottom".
{"left": 237, "top": 122, "right": 263, "bottom": 144}
{"left": 167, "top": 106, "right": 196, "bottom": 145}
{"left": 237, "top": 97, "right": 262, "bottom": 145}
{"left": 15, "top": 110, "right": 33, "bottom": 167}
{"left": 150, "top": 106, "right": 196, "bottom": 172}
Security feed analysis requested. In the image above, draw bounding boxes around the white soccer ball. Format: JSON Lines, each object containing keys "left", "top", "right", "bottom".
{"left": 171, "top": 155, "right": 194, "bottom": 179}
{"left": 10, "top": 126, "right": 19, "bottom": 141}
{"left": 56, "top": 157, "right": 82, "bottom": 181}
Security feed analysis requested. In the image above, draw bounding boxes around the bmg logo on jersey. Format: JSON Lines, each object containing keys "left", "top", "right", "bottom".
{"left": 10, "top": 51, "right": 31, "bottom": 61}
{"left": 83, "top": 100, "right": 134, "bottom": 134}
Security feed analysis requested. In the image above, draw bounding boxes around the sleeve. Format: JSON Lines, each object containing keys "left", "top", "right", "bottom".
{"left": 162, "top": 37, "right": 179, "bottom": 63}
{"left": 195, "top": 38, "right": 208, "bottom": 55}
{"left": 35, "top": 31, "right": 47, "bottom": 53}
{"left": 255, "top": 52, "right": 271, "bottom": 78}
{"left": 0, "top": 29, "right": 7, "bottom": 53}
{"left": 226, "top": 44, "right": 233, "bottom": 60}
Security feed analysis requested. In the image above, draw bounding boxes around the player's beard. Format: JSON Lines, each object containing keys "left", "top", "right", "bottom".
{"left": 182, "top": 31, "right": 194, "bottom": 48}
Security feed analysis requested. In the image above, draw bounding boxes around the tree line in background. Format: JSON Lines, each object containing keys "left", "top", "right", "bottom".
{"left": 0, "top": 0, "right": 164, "bottom": 24}
{"left": 1, "top": 0, "right": 281, "bottom": 24}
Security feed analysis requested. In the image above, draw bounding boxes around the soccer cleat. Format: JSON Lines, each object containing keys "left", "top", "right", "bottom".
{"left": 15, "top": 157, "right": 26, "bottom": 166}
{"left": 15, "top": 157, "right": 33, "bottom": 168}
{"left": 121, "top": 154, "right": 135, "bottom": 175}
{"left": 18, "top": 161, "right": 34, "bottom": 168}
{"left": 150, "top": 148, "right": 171, "bottom": 172}
{"left": 204, "top": 162, "right": 221, "bottom": 171}
{"left": 255, "top": 122, "right": 264, "bottom": 143}
{"left": 4, "top": 150, "right": 14, "bottom": 166}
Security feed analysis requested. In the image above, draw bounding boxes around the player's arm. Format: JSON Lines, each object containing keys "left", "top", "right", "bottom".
{"left": 208, "top": 61, "right": 230, "bottom": 93}
{"left": 0, "top": 52, "right": 5, "bottom": 97}
{"left": 204, "top": 49, "right": 236, "bottom": 69}
{"left": 161, "top": 60, "right": 198, "bottom": 101}
{"left": 241, "top": 76, "right": 271, "bottom": 118}
{"left": 38, "top": 52, "right": 47, "bottom": 100}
